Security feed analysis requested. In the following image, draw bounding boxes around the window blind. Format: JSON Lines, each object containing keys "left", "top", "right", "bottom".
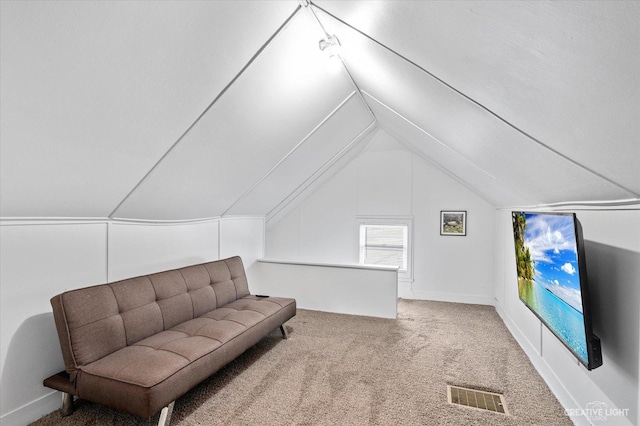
{"left": 360, "top": 224, "right": 408, "bottom": 270}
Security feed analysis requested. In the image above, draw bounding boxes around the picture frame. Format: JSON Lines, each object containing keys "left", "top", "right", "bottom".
{"left": 440, "top": 210, "right": 467, "bottom": 236}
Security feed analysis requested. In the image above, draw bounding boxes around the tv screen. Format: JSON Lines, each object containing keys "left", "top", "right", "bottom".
{"left": 512, "top": 211, "right": 602, "bottom": 370}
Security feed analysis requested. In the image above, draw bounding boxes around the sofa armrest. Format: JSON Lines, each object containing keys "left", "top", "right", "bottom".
{"left": 43, "top": 371, "right": 76, "bottom": 395}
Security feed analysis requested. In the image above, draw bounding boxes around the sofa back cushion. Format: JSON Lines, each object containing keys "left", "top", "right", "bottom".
{"left": 51, "top": 256, "right": 250, "bottom": 374}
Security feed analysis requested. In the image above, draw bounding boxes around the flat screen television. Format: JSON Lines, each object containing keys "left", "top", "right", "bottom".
{"left": 511, "top": 211, "right": 602, "bottom": 370}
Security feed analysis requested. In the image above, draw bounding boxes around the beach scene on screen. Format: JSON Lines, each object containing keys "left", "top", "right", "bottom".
{"left": 512, "top": 212, "right": 587, "bottom": 363}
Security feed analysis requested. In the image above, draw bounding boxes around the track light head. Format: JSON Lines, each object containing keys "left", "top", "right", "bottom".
{"left": 318, "top": 34, "right": 341, "bottom": 59}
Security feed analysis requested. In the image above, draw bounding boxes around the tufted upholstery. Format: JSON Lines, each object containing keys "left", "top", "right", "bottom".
{"left": 81, "top": 297, "right": 293, "bottom": 387}
{"left": 47, "top": 256, "right": 296, "bottom": 419}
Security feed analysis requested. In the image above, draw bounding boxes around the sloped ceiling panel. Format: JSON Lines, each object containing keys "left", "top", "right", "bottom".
{"left": 315, "top": 3, "right": 638, "bottom": 206}
{"left": 0, "top": 1, "right": 298, "bottom": 217}
{"left": 316, "top": 1, "right": 640, "bottom": 203}
{"left": 265, "top": 124, "right": 377, "bottom": 229}
{"left": 226, "top": 93, "right": 374, "bottom": 216}
{"left": 364, "top": 94, "right": 531, "bottom": 208}
{"left": 3, "top": 1, "right": 638, "bottom": 221}
{"left": 113, "top": 11, "right": 355, "bottom": 220}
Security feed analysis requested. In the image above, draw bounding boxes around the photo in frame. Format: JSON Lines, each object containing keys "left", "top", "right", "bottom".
{"left": 440, "top": 211, "right": 467, "bottom": 236}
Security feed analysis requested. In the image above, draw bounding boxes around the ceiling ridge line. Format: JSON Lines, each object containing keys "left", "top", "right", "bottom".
{"left": 265, "top": 120, "right": 377, "bottom": 224}
{"left": 305, "top": 2, "right": 378, "bottom": 125}
{"left": 313, "top": 4, "right": 639, "bottom": 199}
{"left": 364, "top": 91, "right": 533, "bottom": 206}
{"left": 338, "top": 56, "right": 377, "bottom": 123}
{"left": 107, "top": 4, "right": 303, "bottom": 219}
{"left": 220, "top": 91, "right": 358, "bottom": 217}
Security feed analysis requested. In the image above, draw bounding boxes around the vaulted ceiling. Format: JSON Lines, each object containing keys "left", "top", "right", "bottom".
{"left": 1, "top": 1, "right": 638, "bottom": 220}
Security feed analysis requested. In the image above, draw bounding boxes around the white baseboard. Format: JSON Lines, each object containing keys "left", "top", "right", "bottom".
{"left": 494, "top": 303, "right": 591, "bottom": 426}
{"left": 399, "top": 289, "right": 495, "bottom": 306}
{"left": 1, "top": 390, "right": 59, "bottom": 426}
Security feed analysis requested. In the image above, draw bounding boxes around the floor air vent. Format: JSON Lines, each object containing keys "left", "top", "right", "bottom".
{"left": 447, "top": 385, "right": 508, "bottom": 415}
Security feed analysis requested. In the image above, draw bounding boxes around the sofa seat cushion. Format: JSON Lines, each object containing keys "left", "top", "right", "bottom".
{"left": 80, "top": 296, "right": 294, "bottom": 389}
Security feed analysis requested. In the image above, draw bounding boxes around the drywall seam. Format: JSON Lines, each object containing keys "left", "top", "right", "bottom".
{"left": 106, "top": 221, "right": 110, "bottom": 283}
{"left": 217, "top": 219, "right": 221, "bottom": 259}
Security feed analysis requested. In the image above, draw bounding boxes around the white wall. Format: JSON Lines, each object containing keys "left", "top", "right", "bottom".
{"left": 266, "top": 129, "right": 496, "bottom": 304}
{"left": 109, "top": 217, "right": 265, "bottom": 282}
{"left": 249, "top": 259, "right": 398, "bottom": 319}
{"left": 494, "top": 208, "right": 640, "bottom": 426}
{"left": 219, "top": 217, "right": 265, "bottom": 272}
{"left": 109, "top": 220, "right": 220, "bottom": 282}
{"left": 0, "top": 222, "right": 108, "bottom": 426}
{"left": 265, "top": 127, "right": 640, "bottom": 424}
{"left": 0, "top": 216, "right": 264, "bottom": 425}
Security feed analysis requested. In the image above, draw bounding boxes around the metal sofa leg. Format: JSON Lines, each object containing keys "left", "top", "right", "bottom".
{"left": 158, "top": 401, "right": 175, "bottom": 426}
{"left": 61, "top": 392, "right": 74, "bottom": 416}
{"left": 280, "top": 324, "right": 289, "bottom": 339}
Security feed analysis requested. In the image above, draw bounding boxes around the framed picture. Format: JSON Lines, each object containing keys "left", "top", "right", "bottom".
{"left": 440, "top": 211, "right": 467, "bottom": 236}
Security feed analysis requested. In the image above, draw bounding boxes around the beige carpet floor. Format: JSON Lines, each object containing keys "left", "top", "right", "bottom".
{"left": 32, "top": 300, "right": 572, "bottom": 425}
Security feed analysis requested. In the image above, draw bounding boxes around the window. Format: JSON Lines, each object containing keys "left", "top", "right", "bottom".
{"left": 357, "top": 217, "right": 413, "bottom": 281}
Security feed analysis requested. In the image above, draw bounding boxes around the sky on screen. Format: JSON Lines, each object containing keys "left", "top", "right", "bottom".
{"left": 524, "top": 213, "right": 583, "bottom": 313}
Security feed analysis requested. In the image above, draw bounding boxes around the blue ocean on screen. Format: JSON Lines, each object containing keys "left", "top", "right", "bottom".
{"left": 518, "top": 213, "right": 588, "bottom": 363}
{"left": 522, "top": 279, "right": 587, "bottom": 362}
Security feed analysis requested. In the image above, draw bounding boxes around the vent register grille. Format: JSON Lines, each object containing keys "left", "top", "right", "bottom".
{"left": 447, "top": 385, "right": 509, "bottom": 415}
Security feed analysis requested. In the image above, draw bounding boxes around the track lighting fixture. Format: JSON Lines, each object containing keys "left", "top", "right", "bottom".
{"left": 318, "top": 34, "right": 341, "bottom": 59}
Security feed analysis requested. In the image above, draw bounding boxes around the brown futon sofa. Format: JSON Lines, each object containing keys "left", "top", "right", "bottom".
{"left": 43, "top": 256, "right": 296, "bottom": 425}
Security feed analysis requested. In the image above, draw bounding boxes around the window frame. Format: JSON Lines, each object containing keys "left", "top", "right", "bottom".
{"left": 355, "top": 216, "right": 414, "bottom": 282}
